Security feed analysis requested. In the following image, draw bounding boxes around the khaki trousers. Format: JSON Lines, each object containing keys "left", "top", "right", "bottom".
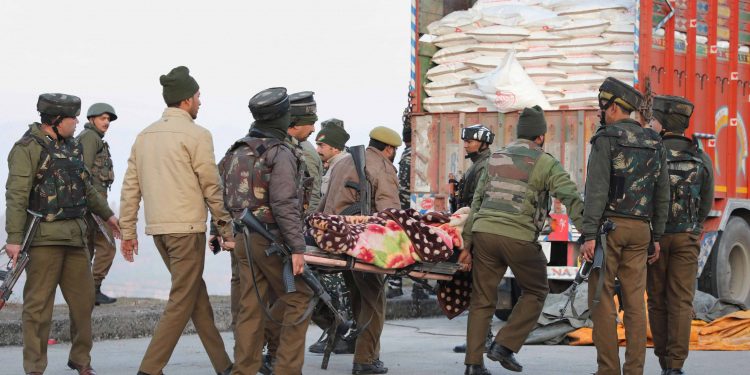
{"left": 647, "top": 232, "right": 699, "bottom": 370}
{"left": 232, "top": 232, "right": 312, "bottom": 375}
{"left": 85, "top": 191, "right": 116, "bottom": 287}
{"left": 230, "top": 250, "right": 240, "bottom": 330}
{"left": 465, "top": 232, "right": 549, "bottom": 365}
{"left": 589, "top": 217, "right": 650, "bottom": 375}
{"left": 22, "top": 245, "right": 95, "bottom": 374}
{"left": 138, "top": 233, "right": 231, "bottom": 375}
{"left": 343, "top": 270, "right": 385, "bottom": 364}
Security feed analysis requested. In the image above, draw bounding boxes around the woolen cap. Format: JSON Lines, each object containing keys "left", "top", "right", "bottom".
{"left": 516, "top": 105, "right": 547, "bottom": 138}
{"left": 160, "top": 66, "right": 199, "bottom": 105}
{"left": 316, "top": 123, "right": 350, "bottom": 150}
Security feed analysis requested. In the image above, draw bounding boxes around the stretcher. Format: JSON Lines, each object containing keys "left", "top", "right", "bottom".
{"left": 303, "top": 246, "right": 463, "bottom": 281}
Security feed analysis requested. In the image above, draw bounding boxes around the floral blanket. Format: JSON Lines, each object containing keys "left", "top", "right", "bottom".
{"left": 306, "top": 208, "right": 468, "bottom": 269}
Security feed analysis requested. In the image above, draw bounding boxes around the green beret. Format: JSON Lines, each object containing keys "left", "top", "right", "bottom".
{"left": 653, "top": 95, "right": 694, "bottom": 133}
{"left": 321, "top": 118, "right": 344, "bottom": 129}
{"left": 87, "top": 103, "right": 117, "bottom": 121}
{"left": 160, "top": 66, "right": 199, "bottom": 105}
{"left": 316, "top": 122, "right": 350, "bottom": 150}
{"left": 369, "top": 126, "right": 402, "bottom": 147}
{"left": 516, "top": 105, "right": 547, "bottom": 139}
{"left": 37, "top": 93, "right": 81, "bottom": 117}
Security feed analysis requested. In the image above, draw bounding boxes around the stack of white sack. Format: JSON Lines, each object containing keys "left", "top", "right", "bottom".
{"left": 423, "top": 0, "right": 639, "bottom": 112}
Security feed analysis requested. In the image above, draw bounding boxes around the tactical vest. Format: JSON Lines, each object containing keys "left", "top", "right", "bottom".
{"left": 90, "top": 140, "right": 114, "bottom": 189}
{"left": 459, "top": 148, "right": 490, "bottom": 208}
{"left": 219, "top": 136, "right": 298, "bottom": 224}
{"left": 27, "top": 135, "right": 89, "bottom": 222}
{"left": 481, "top": 140, "right": 550, "bottom": 232}
{"left": 664, "top": 136, "right": 706, "bottom": 232}
{"left": 593, "top": 122, "right": 663, "bottom": 218}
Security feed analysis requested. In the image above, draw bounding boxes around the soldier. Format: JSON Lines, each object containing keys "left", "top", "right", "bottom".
{"left": 647, "top": 96, "right": 714, "bottom": 375}
{"left": 462, "top": 106, "right": 585, "bottom": 375}
{"left": 306, "top": 117, "right": 356, "bottom": 355}
{"left": 452, "top": 124, "right": 496, "bottom": 354}
{"left": 261, "top": 91, "right": 326, "bottom": 365}
{"left": 318, "top": 126, "right": 402, "bottom": 374}
{"left": 220, "top": 87, "right": 313, "bottom": 375}
{"left": 288, "top": 91, "right": 324, "bottom": 213}
{"left": 119, "top": 66, "right": 234, "bottom": 375}
{"left": 76, "top": 103, "right": 118, "bottom": 305}
{"left": 4, "top": 93, "right": 120, "bottom": 375}
{"left": 581, "top": 77, "right": 669, "bottom": 375}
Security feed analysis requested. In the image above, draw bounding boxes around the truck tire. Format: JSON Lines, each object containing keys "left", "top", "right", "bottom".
{"left": 706, "top": 216, "right": 750, "bottom": 306}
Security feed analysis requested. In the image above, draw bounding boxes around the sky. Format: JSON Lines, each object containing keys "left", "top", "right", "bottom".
{"left": 0, "top": 0, "right": 411, "bottom": 300}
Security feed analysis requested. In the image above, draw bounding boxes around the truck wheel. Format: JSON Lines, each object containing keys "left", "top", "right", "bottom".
{"left": 708, "top": 216, "right": 750, "bottom": 306}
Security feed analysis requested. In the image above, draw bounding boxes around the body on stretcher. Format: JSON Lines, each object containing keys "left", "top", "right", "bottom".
{"left": 303, "top": 245, "right": 462, "bottom": 281}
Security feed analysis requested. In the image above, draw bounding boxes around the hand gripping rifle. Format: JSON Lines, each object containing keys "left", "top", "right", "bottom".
{"left": 0, "top": 210, "right": 43, "bottom": 311}
{"left": 340, "top": 145, "right": 372, "bottom": 216}
{"left": 559, "top": 219, "right": 616, "bottom": 318}
{"left": 238, "top": 208, "right": 346, "bottom": 370}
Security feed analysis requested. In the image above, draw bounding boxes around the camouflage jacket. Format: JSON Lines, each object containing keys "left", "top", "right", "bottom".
{"left": 77, "top": 123, "right": 114, "bottom": 193}
{"left": 463, "top": 139, "right": 584, "bottom": 247}
{"left": 582, "top": 118, "right": 669, "bottom": 241}
{"left": 458, "top": 147, "right": 491, "bottom": 208}
{"left": 663, "top": 134, "right": 714, "bottom": 234}
{"left": 397, "top": 145, "right": 411, "bottom": 209}
{"left": 300, "top": 140, "right": 323, "bottom": 214}
{"left": 5, "top": 123, "right": 113, "bottom": 247}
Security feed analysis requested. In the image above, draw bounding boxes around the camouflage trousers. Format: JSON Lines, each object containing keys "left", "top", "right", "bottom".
{"left": 312, "top": 271, "right": 353, "bottom": 328}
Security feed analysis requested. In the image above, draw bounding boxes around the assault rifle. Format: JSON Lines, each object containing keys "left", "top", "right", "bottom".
{"left": 559, "top": 219, "right": 616, "bottom": 318}
{"left": 0, "top": 210, "right": 43, "bottom": 310}
{"left": 340, "top": 145, "right": 372, "bottom": 216}
{"left": 238, "top": 209, "right": 346, "bottom": 370}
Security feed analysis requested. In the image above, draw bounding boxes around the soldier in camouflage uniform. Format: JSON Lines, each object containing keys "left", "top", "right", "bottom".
{"left": 287, "top": 91, "right": 323, "bottom": 214}
{"left": 76, "top": 103, "right": 118, "bottom": 305}
{"left": 581, "top": 77, "right": 670, "bottom": 375}
{"left": 462, "top": 106, "right": 585, "bottom": 375}
{"left": 220, "top": 87, "right": 312, "bottom": 375}
{"left": 4, "top": 93, "right": 120, "bottom": 375}
{"left": 647, "top": 96, "right": 714, "bottom": 375}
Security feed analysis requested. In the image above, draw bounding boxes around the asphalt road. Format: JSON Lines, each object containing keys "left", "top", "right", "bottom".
{"left": 0, "top": 315, "right": 746, "bottom": 375}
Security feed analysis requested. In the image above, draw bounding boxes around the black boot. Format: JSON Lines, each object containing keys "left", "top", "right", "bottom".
{"left": 464, "top": 365, "right": 491, "bottom": 375}
{"left": 95, "top": 285, "right": 117, "bottom": 305}
{"left": 486, "top": 343, "right": 522, "bottom": 372}
{"left": 454, "top": 330, "right": 493, "bottom": 353}
{"left": 667, "top": 369, "right": 685, "bottom": 375}
{"left": 217, "top": 363, "right": 232, "bottom": 375}
{"left": 308, "top": 335, "right": 354, "bottom": 354}
{"left": 259, "top": 354, "right": 274, "bottom": 375}
{"left": 352, "top": 359, "right": 388, "bottom": 374}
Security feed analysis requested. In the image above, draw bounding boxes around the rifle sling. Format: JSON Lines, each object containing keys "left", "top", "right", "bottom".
{"left": 242, "top": 228, "right": 318, "bottom": 327}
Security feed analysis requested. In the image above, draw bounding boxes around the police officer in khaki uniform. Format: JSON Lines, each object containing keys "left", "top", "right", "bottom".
{"left": 318, "top": 126, "right": 402, "bottom": 374}
{"left": 119, "top": 66, "right": 234, "bottom": 375}
{"left": 76, "top": 103, "right": 118, "bottom": 305}
{"left": 647, "top": 96, "right": 714, "bottom": 375}
{"left": 220, "top": 87, "right": 312, "bottom": 375}
{"left": 462, "top": 106, "right": 585, "bottom": 375}
{"left": 4, "top": 93, "right": 120, "bottom": 375}
{"left": 581, "top": 77, "right": 670, "bottom": 375}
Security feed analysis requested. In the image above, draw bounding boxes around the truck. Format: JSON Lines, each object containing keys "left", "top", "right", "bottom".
{"left": 407, "top": 0, "right": 750, "bottom": 308}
